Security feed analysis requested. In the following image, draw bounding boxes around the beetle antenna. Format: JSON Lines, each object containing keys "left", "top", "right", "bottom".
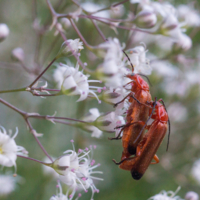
{"left": 123, "top": 50, "right": 134, "bottom": 73}
{"left": 159, "top": 99, "right": 171, "bottom": 151}
{"left": 137, "top": 73, "right": 152, "bottom": 86}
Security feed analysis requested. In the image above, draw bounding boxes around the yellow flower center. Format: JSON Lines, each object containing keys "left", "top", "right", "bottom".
{"left": 0, "top": 146, "right": 3, "bottom": 154}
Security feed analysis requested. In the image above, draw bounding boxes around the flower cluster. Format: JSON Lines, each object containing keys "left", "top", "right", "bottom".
{"left": 148, "top": 187, "right": 183, "bottom": 200}
{"left": 54, "top": 62, "right": 102, "bottom": 103}
{"left": 131, "top": 0, "right": 195, "bottom": 52}
{"left": 51, "top": 141, "right": 102, "bottom": 200}
{"left": 0, "top": 126, "right": 28, "bottom": 173}
{"left": 50, "top": 182, "right": 82, "bottom": 200}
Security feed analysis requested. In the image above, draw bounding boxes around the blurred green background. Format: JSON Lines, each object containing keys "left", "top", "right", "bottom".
{"left": 0, "top": 0, "right": 200, "bottom": 199}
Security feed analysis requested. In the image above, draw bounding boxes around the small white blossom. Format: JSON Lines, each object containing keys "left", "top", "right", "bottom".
{"left": 0, "top": 23, "right": 9, "bottom": 42}
{"left": 149, "top": 187, "right": 183, "bottom": 200}
{"left": 42, "top": 157, "right": 59, "bottom": 178}
{"left": 69, "top": 8, "right": 82, "bottom": 22}
{"left": 134, "top": 6, "right": 157, "bottom": 28}
{"left": 185, "top": 191, "right": 199, "bottom": 200}
{"left": 110, "top": 4, "right": 124, "bottom": 18}
{"left": 177, "top": 5, "right": 200, "bottom": 27}
{"left": 101, "top": 87, "right": 128, "bottom": 105}
{"left": 81, "top": 2, "right": 110, "bottom": 18}
{"left": 0, "top": 174, "right": 22, "bottom": 196}
{"left": 95, "top": 111, "right": 125, "bottom": 135}
{"left": 126, "top": 44, "right": 152, "bottom": 75}
{"left": 97, "top": 38, "right": 126, "bottom": 88}
{"left": 54, "top": 63, "right": 102, "bottom": 102}
{"left": 191, "top": 159, "right": 200, "bottom": 185}
{"left": 173, "top": 33, "right": 192, "bottom": 52}
{"left": 81, "top": 108, "right": 103, "bottom": 138}
{"left": 58, "top": 39, "right": 84, "bottom": 57}
{"left": 11, "top": 47, "right": 25, "bottom": 62}
{"left": 0, "top": 126, "right": 28, "bottom": 171}
{"left": 50, "top": 182, "right": 82, "bottom": 200}
{"left": 51, "top": 142, "right": 103, "bottom": 200}
{"left": 60, "top": 18, "right": 71, "bottom": 29}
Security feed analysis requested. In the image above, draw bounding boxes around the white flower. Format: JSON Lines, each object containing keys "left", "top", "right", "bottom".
{"left": 81, "top": 108, "right": 103, "bottom": 138}
{"left": 185, "top": 191, "right": 199, "bottom": 200}
{"left": 42, "top": 157, "right": 59, "bottom": 178}
{"left": 60, "top": 18, "right": 71, "bottom": 29}
{"left": 81, "top": 2, "right": 110, "bottom": 18}
{"left": 110, "top": 4, "right": 124, "bottom": 18}
{"left": 53, "top": 63, "right": 102, "bottom": 102}
{"left": 149, "top": 187, "right": 183, "bottom": 200}
{"left": 58, "top": 39, "right": 84, "bottom": 57}
{"left": 0, "top": 126, "right": 28, "bottom": 171}
{"left": 101, "top": 87, "right": 128, "bottom": 105}
{"left": 0, "top": 174, "right": 21, "bottom": 196}
{"left": 11, "top": 47, "right": 25, "bottom": 62}
{"left": 173, "top": 33, "right": 192, "bottom": 52}
{"left": 50, "top": 182, "right": 82, "bottom": 200}
{"left": 126, "top": 44, "right": 152, "bottom": 75}
{"left": 97, "top": 38, "right": 127, "bottom": 88}
{"left": 51, "top": 142, "right": 103, "bottom": 200}
{"left": 134, "top": 6, "right": 157, "bottom": 28}
{"left": 191, "top": 159, "right": 200, "bottom": 184}
{"left": 0, "top": 23, "right": 9, "bottom": 42}
{"left": 95, "top": 111, "right": 125, "bottom": 135}
{"left": 177, "top": 5, "right": 200, "bottom": 27}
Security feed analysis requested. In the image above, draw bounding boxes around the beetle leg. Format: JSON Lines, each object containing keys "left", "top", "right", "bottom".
{"left": 114, "top": 92, "right": 132, "bottom": 107}
{"left": 112, "top": 157, "right": 132, "bottom": 165}
{"left": 151, "top": 154, "right": 159, "bottom": 164}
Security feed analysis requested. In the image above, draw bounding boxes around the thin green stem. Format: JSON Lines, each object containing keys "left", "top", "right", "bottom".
{"left": 0, "top": 87, "right": 27, "bottom": 94}
{"left": 18, "top": 155, "right": 52, "bottom": 166}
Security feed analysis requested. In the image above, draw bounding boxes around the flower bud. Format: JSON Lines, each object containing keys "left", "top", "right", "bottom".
{"left": 60, "top": 18, "right": 71, "bottom": 29}
{"left": 94, "top": 111, "right": 125, "bottom": 132}
{"left": 11, "top": 48, "right": 24, "bottom": 62}
{"left": 185, "top": 191, "right": 199, "bottom": 200}
{"left": 51, "top": 156, "right": 69, "bottom": 175}
{"left": 81, "top": 108, "right": 103, "bottom": 138}
{"left": 101, "top": 88, "right": 127, "bottom": 105}
{"left": 172, "top": 34, "right": 192, "bottom": 52}
{"left": 134, "top": 9, "right": 157, "bottom": 28}
{"left": 159, "top": 14, "right": 179, "bottom": 36}
{"left": 0, "top": 23, "right": 9, "bottom": 42}
{"left": 57, "top": 38, "right": 83, "bottom": 58}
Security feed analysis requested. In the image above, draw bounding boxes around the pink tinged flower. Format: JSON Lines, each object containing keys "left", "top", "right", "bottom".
{"left": 191, "top": 159, "right": 200, "bottom": 185}
{"left": 126, "top": 44, "right": 152, "bottom": 75}
{"left": 177, "top": 5, "right": 200, "bottom": 27}
{"left": 185, "top": 191, "right": 199, "bottom": 200}
{"left": 81, "top": 108, "right": 103, "bottom": 138}
{"left": 0, "top": 174, "right": 22, "bottom": 197}
{"left": 101, "top": 87, "right": 129, "bottom": 105}
{"left": 51, "top": 144, "right": 103, "bottom": 200}
{"left": 94, "top": 111, "right": 125, "bottom": 134}
{"left": 11, "top": 47, "right": 25, "bottom": 62}
{"left": 0, "top": 23, "right": 9, "bottom": 42}
{"left": 172, "top": 34, "right": 192, "bottom": 52}
{"left": 134, "top": 6, "right": 157, "bottom": 28}
{"left": 42, "top": 157, "right": 59, "bottom": 179}
{"left": 149, "top": 186, "right": 183, "bottom": 200}
{"left": 53, "top": 63, "right": 102, "bottom": 102}
{"left": 58, "top": 38, "right": 84, "bottom": 58}
{"left": 50, "top": 182, "right": 82, "bottom": 200}
{"left": 0, "top": 126, "right": 28, "bottom": 171}
{"left": 97, "top": 38, "right": 126, "bottom": 88}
